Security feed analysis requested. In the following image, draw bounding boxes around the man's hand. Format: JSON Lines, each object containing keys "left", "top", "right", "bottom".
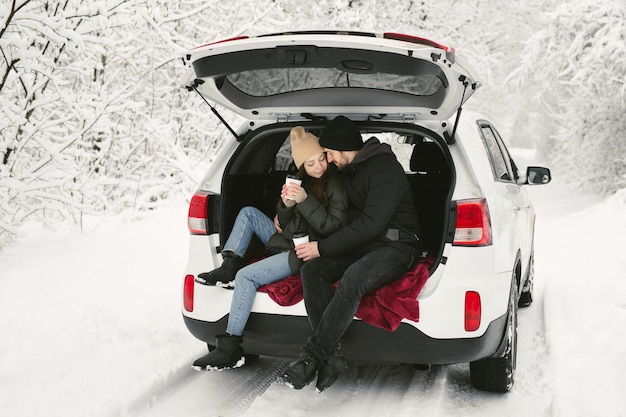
{"left": 295, "top": 241, "right": 320, "bottom": 262}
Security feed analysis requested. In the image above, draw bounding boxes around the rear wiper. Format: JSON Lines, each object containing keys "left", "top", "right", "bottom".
{"left": 186, "top": 78, "right": 241, "bottom": 141}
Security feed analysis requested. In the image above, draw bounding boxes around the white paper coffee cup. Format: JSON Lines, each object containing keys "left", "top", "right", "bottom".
{"left": 285, "top": 175, "right": 302, "bottom": 187}
{"left": 285, "top": 175, "right": 302, "bottom": 200}
{"left": 292, "top": 231, "right": 309, "bottom": 246}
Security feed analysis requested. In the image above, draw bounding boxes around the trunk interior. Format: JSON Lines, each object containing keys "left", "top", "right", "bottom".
{"left": 217, "top": 122, "right": 454, "bottom": 267}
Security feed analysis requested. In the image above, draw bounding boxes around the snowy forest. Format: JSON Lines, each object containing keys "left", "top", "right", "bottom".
{"left": 1, "top": 0, "right": 624, "bottom": 249}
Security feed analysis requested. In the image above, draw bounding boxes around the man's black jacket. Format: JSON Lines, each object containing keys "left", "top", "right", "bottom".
{"left": 318, "top": 137, "right": 423, "bottom": 260}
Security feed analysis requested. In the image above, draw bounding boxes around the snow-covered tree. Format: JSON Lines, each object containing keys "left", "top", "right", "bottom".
{"left": 0, "top": 0, "right": 282, "bottom": 247}
{"left": 1, "top": 0, "right": 622, "bottom": 249}
{"left": 512, "top": 0, "right": 626, "bottom": 194}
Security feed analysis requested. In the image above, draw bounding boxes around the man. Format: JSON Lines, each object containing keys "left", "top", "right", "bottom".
{"left": 280, "top": 116, "right": 424, "bottom": 392}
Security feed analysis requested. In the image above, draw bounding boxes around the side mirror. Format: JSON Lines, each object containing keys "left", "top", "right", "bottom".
{"left": 526, "top": 166, "right": 551, "bottom": 185}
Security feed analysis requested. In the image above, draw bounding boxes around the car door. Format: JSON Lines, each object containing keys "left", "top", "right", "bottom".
{"left": 492, "top": 129, "right": 534, "bottom": 269}
{"left": 182, "top": 31, "right": 480, "bottom": 124}
{"left": 478, "top": 121, "right": 529, "bottom": 269}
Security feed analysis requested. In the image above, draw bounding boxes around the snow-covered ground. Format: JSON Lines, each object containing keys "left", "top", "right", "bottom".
{"left": 1, "top": 176, "right": 625, "bottom": 417}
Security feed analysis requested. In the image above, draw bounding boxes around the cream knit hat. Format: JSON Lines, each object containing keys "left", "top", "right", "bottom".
{"left": 290, "top": 127, "right": 323, "bottom": 169}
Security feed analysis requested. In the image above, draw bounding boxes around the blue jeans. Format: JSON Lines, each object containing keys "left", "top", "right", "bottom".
{"left": 223, "top": 206, "right": 293, "bottom": 336}
{"left": 299, "top": 245, "right": 416, "bottom": 363}
{"left": 226, "top": 251, "right": 292, "bottom": 336}
{"left": 223, "top": 206, "right": 277, "bottom": 257}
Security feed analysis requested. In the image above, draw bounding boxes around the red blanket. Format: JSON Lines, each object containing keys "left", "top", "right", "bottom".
{"left": 258, "top": 255, "right": 435, "bottom": 331}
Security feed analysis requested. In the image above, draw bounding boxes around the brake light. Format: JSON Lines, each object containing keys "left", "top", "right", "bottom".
{"left": 184, "top": 275, "right": 194, "bottom": 312}
{"left": 383, "top": 32, "right": 456, "bottom": 62}
{"left": 188, "top": 191, "right": 210, "bottom": 235}
{"left": 383, "top": 32, "right": 450, "bottom": 50}
{"left": 465, "top": 291, "right": 481, "bottom": 331}
{"left": 193, "top": 35, "right": 249, "bottom": 49}
{"left": 453, "top": 198, "right": 492, "bottom": 246}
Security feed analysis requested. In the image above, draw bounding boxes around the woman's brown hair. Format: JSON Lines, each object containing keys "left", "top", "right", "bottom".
{"left": 296, "top": 158, "right": 336, "bottom": 207}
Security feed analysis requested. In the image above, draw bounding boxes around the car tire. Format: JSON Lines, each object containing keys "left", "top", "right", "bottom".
{"left": 469, "top": 278, "right": 518, "bottom": 393}
{"left": 518, "top": 251, "right": 534, "bottom": 308}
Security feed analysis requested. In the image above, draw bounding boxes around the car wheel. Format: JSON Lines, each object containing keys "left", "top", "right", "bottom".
{"left": 469, "top": 279, "right": 518, "bottom": 393}
{"left": 518, "top": 251, "right": 534, "bottom": 308}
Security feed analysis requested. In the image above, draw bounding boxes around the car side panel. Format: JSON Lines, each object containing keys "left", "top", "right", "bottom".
{"left": 454, "top": 117, "right": 522, "bottom": 275}
{"left": 416, "top": 245, "right": 512, "bottom": 339}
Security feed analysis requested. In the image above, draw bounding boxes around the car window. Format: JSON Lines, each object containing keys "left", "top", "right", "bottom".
{"left": 270, "top": 129, "right": 432, "bottom": 174}
{"left": 364, "top": 132, "right": 413, "bottom": 172}
{"left": 228, "top": 68, "right": 443, "bottom": 98}
{"left": 478, "top": 122, "right": 515, "bottom": 182}
{"left": 274, "top": 136, "right": 293, "bottom": 171}
{"left": 493, "top": 131, "right": 520, "bottom": 182}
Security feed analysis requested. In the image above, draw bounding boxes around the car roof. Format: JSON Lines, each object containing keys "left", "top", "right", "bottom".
{"left": 183, "top": 31, "right": 480, "bottom": 122}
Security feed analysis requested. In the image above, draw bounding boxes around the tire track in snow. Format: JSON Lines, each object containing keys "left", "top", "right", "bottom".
{"left": 238, "top": 361, "right": 449, "bottom": 417}
{"left": 300, "top": 363, "right": 448, "bottom": 417}
{"left": 331, "top": 363, "right": 417, "bottom": 416}
{"left": 211, "top": 357, "right": 291, "bottom": 416}
{"left": 520, "top": 275, "right": 556, "bottom": 416}
{"left": 393, "top": 365, "right": 451, "bottom": 417}
{"left": 125, "top": 355, "right": 290, "bottom": 417}
{"left": 125, "top": 360, "right": 204, "bottom": 416}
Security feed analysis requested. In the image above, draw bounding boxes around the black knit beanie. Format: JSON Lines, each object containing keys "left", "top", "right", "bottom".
{"left": 319, "top": 116, "right": 364, "bottom": 151}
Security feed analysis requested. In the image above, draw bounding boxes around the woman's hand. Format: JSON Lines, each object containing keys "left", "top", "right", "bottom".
{"left": 285, "top": 183, "right": 307, "bottom": 203}
{"left": 280, "top": 184, "right": 296, "bottom": 207}
{"left": 295, "top": 241, "right": 320, "bottom": 262}
{"left": 274, "top": 214, "right": 283, "bottom": 233}
{"left": 287, "top": 183, "right": 307, "bottom": 204}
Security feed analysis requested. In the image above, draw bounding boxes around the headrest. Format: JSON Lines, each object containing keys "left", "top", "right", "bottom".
{"left": 409, "top": 142, "right": 449, "bottom": 174}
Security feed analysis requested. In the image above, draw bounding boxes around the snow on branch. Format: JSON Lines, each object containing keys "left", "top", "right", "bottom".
{"left": 510, "top": 0, "right": 626, "bottom": 194}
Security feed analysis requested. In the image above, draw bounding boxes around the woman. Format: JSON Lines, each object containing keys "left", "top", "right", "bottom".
{"left": 192, "top": 126, "right": 348, "bottom": 371}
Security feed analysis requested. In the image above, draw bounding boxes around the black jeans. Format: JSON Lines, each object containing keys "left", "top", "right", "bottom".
{"left": 299, "top": 244, "right": 417, "bottom": 364}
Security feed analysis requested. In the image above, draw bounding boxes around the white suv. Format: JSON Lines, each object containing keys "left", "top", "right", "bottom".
{"left": 180, "top": 31, "right": 551, "bottom": 393}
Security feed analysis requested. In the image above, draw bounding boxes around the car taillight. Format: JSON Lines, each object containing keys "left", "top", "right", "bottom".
{"left": 465, "top": 291, "right": 481, "bottom": 331}
{"left": 383, "top": 32, "right": 455, "bottom": 62}
{"left": 188, "top": 191, "right": 210, "bottom": 235}
{"left": 184, "top": 275, "right": 194, "bottom": 312}
{"left": 453, "top": 198, "right": 492, "bottom": 246}
{"left": 383, "top": 32, "right": 449, "bottom": 50}
{"left": 193, "top": 35, "right": 249, "bottom": 49}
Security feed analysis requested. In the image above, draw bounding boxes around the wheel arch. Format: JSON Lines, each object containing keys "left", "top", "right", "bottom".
{"left": 493, "top": 261, "right": 520, "bottom": 358}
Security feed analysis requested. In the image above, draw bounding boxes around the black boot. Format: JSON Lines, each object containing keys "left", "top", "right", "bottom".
{"left": 192, "top": 334, "right": 245, "bottom": 371}
{"left": 315, "top": 344, "right": 348, "bottom": 393}
{"left": 279, "top": 352, "right": 319, "bottom": 389}
{"left": 196, "top": 253, "right": 243, "bottom": 286}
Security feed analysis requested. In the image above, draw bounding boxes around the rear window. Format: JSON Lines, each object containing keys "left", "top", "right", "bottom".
{"left": 272, "top": 131, "right": 416, "bottom": 172}
{"left": 227, "top": 69, "right": 443, "bottom": 97}
{"left": 193, "top": 46, "right": 449, "bottom": 107}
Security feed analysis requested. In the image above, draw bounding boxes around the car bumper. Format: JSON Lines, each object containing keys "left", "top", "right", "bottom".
{"left": 183, "top": 311, "right": 507, "bottom": 365}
